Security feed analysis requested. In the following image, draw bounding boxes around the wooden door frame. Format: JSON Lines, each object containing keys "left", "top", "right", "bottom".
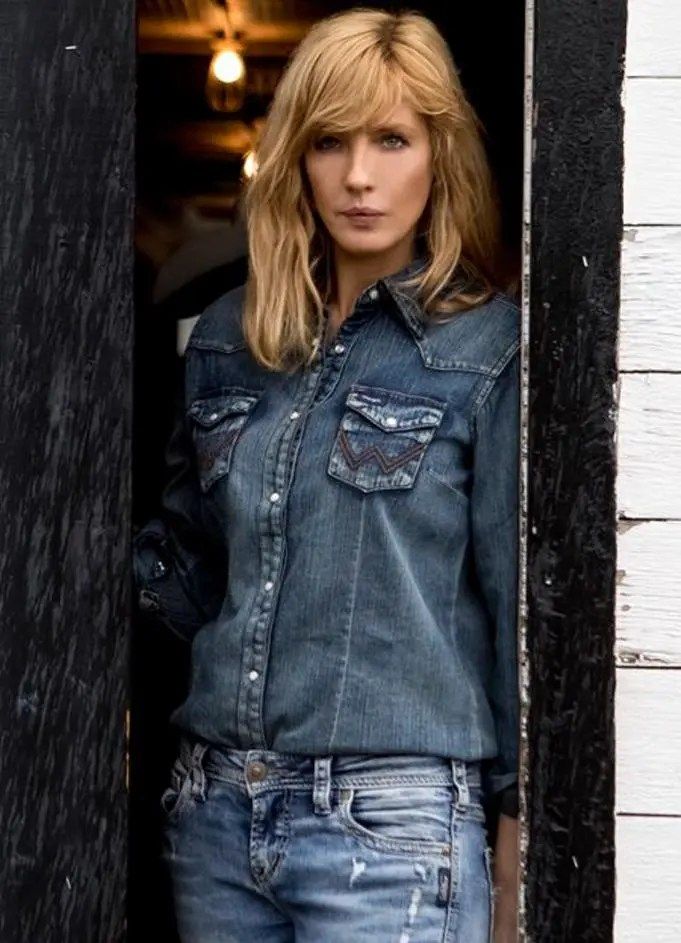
{"left": 0, "top": 1, "right": 134, "bottom": 940}
{"left": 519, "top": 0, "right": 626, "bottom": 939}
{"left": 0, "top": 0, "right": 626, "bottom": 939}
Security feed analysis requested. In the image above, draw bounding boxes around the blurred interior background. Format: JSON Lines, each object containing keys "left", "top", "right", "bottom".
{"left": 131, "top": 2, "right": 524, "bottom": 938}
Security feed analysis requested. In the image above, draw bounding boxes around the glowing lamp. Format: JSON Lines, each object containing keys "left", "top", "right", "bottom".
{"left": 210, "top": 48, "right": 245, "bottom": 84}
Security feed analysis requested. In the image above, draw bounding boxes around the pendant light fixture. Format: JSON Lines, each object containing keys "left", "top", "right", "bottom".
{"left": 205, "top": 0, "right": 246, "bottom": 113}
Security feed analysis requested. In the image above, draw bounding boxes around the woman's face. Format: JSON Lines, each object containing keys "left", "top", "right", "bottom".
{"left": 303, "top": 101, "right": 433, "bottom": 260}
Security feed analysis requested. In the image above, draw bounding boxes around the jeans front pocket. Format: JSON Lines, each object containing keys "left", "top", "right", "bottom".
{"left": 337, "top": 782, "right": 453, "bottom": 857}
{"left": 327, "top": 384, "right": 446, "bottom": 493}
{"left": 187, "top": 387, "right": 262, "bottom": 492}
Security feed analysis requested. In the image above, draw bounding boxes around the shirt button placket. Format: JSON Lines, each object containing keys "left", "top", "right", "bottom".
{"left": 236, "top": 352, "right": 326, "bottom": 748}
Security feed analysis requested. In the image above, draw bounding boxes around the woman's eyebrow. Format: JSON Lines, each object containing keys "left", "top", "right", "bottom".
{"left": 370, "top": 122, "right": 413, "bottom": 134}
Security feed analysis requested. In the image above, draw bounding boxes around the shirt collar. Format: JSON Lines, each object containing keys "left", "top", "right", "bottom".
{"left": 368, "top": 253, "right": 429, "bottom": 340}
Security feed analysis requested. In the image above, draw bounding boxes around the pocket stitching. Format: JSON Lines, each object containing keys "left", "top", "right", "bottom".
{"left": 337, "top": 786, "right": 452, "bottom": 857}
{"left": 188, "top": 389, "right": 262, "bottom": 492}
{"left": 328, "top": 395, "right": 443, "bottom": 493}
{"left": 192, "top": 415, "right": 250, "bottom": 491}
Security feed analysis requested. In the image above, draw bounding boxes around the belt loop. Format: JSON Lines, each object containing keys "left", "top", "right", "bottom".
{"left": 312, "top": 756, "right": 333, "bottom": 816}
{"left": 450, "top": 758, "right": 470, "bottom": 807}
{"left": 189, "top": 741, "right": 209, "bottom": 802}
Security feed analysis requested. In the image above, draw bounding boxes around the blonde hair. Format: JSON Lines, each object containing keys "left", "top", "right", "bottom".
{"left": 243, "top": 7, "right": 513, "bottom": 373}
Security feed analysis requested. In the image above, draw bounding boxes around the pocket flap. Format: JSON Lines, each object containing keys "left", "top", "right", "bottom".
{"left": 345, "top": 385, "right": 445, "bottom": 432}
{"left": 188, "top": 388, "right": 262, "bottom": 429}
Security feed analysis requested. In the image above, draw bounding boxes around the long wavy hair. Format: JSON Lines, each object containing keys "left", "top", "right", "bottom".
{"left": 242, "top": 7, "right": 514, "bottom": 373}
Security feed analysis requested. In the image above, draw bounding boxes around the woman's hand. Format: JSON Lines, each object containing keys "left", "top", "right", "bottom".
{"left": 492, "top": 813, "right": 519, "bottom": 942}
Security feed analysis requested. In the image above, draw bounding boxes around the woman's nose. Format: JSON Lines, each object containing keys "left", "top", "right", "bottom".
{"left": 343, "top": 141, "right": 374, "bottom": 190}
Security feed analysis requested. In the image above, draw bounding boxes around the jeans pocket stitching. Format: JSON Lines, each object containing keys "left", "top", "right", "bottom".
{"left": 337, "top": 786, "right": 452, "bottom": 858}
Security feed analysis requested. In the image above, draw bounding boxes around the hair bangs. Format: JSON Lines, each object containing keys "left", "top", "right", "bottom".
{"left": 298, "top": 52, "right": 410, "bottom": 149}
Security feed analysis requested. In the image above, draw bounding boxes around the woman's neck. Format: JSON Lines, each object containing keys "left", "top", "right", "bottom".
{"left": 327, "top": 241, "right": 418, "bottom": 325}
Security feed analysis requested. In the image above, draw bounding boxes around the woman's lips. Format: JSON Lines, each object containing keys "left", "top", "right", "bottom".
{"left": 340, "top": 210, "right": 385, "bottom": 226}
{"left": 340, "top": 209, "right": 384, "bottom": 217}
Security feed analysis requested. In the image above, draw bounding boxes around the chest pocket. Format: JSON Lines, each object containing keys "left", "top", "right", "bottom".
{"left": 187, "top": 388, "right": 262, "bottom": 493}
{"left": 327, "top": 384, "right": 446, "bottom": 493}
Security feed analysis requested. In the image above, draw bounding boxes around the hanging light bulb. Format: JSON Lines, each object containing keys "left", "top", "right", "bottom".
{"left": 210, "top": 48, "right": 245, "bottom": 84}
{"left": 205, "top": 3, "right": 246, "bottom": 112}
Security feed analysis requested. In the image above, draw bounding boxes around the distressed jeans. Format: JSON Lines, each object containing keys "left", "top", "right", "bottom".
{"left": 161, "top": 735, "right": 495, "bottom": 942}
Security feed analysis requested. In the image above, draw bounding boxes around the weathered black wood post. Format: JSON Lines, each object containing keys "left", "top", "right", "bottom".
{"left": 0, "top": 2, "right": 134, "bottom": 940}
{"left": 523, "top": 1, "right": 626, "bottom": 938}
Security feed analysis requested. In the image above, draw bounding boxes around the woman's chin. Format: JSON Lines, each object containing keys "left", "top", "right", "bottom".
{"left": 331, "top": 232, "right": 402, "bottom": 256}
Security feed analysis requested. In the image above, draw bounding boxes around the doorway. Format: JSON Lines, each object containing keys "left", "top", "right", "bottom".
{"left": 131, "top": 3, "right": 525, "bottom": 940}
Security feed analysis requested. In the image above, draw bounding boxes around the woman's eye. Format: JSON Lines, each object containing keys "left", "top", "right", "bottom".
{"left": 312, "top": 133, "right": 407, "bottom": 151}
{"left": 314, "top": 135, "right": 340, "bottom": 150}
{"left": 382, "top": 133, "right": 407, "bottom": 148}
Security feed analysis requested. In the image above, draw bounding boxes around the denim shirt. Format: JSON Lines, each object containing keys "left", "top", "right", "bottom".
{"left": 132, "top": 255, "right": 521, "bottom": 812}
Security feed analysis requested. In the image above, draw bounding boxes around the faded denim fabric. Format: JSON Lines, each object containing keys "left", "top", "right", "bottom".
{"left": 159, "top": 734, "right": 495, "bottom": 942}
{"left": 132, "top": 254, "right": 520, "bottom": 806}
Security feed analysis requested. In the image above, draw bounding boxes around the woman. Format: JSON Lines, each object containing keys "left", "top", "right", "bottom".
{"left": 133, "top": 8, "right": 520, "bottom": 942}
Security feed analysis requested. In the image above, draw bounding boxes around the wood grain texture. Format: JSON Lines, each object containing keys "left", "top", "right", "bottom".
{"left": 625, "top": 0, "right": 681, "bottom": 77}
{"left": 614, "top": 816, "right": 681, "bottom": 942}
{"left": 616, "top": 373, "right": 681, "bottom": 519}
{"left": 0, "top": 2, "right": 134, "bottom": 941}
{"left": 616, "top": 520, "right": 681, "bottom": 667}
{"left": 623, "top": 79, "right": 681, "bottom": 224}
{"left": 526, "top": 0, "right": 624, "bottom": 938}
{"left": 615, "top": 668, "right": 681, "bottom": 813}
{"left": 620, "top": 226, "right": 681, "bottom": 371}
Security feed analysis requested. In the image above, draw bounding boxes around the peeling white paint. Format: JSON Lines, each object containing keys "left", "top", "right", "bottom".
{"left": 616, "top": 8, "right": 681, "bottom": 939}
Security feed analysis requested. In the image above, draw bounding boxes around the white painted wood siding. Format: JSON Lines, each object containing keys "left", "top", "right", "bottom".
{"left": 615, "top": 1, "right": 681, "bottom": 939}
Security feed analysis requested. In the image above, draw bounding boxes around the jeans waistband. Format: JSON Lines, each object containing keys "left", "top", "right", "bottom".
{"left": 174, "top": 734, "right": 482, "bottom": 815}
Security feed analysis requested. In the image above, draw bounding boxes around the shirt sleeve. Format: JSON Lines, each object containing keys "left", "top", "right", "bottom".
{"left": 131, "top": 359, "right": 227, "bottom": 643}
{"left": 470, "top": 344, "right": 521, "bottom": 806}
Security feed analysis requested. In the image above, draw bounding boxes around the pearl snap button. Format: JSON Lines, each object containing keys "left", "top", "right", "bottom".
{"left": 264, "top": 581, "right": 273, "bottom": 591}
{"left": 385, "top": 416, "right": 397, "bottom": 427}
{"left": 209, "top": 412, "right": 219, "bottom": 421}
{"left": 248, "top": 670, "right": 259, "bottom": 681}
{"left": 290, "top": 411, "right": 300, "bottom": 420}
{"left": 270, "top": 492, "right": 280, "bottom": 502}
{"left": 334, "top": 344, "right": 345, "bottom": 354}
{"left": 368, "top": 287, "right": 379, "bottom": 300}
